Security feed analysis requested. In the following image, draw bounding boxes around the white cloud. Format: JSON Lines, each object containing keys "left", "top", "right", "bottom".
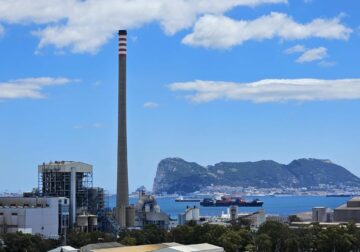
{"left": 169, "top": 79, "right": 360, "bottom": 103}
{"left": 284, "top": 44, "right": 306, "bottom": 54}
{"left": 182, "top": 12, "right": 352, "bottom": 49}
{"left": 0, "top": 77, "right": 73, "bottom": 99}
{"left": 284, "top": 45, "right": 330, "bottom": 64}
{"left": 296, "top": 47, "right": 327, "bottom": 63}
{"left": 143, "top": 102, "right": 160, "bottom": 109}
{"left": 0, "top": 0, "right": 286, "bottom": 53}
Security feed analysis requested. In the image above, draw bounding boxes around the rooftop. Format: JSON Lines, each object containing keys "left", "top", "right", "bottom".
{"left": 38, "top": 161, "right": 93, "bottom": 173}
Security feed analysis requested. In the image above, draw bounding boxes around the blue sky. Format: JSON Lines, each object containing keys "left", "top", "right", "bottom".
{"left": 0, "top": 0, "right": 360, "bottom": 193}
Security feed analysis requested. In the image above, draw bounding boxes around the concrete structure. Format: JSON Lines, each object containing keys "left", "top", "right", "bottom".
{"left": 77, "top": 214, "right": 98, "bottom": 232}
{"left": 312, "top": 207, "right": 327, "bottom": 222}
{"left": 135, "top": 191, "right": 170, "bottom": 229}
{"left": 48, "top": 246, "right": 78, "bottom": 252}
{"left": 38, "top": 161, "right": 93, "bottom": 227}
{"left": 0, "top": 197, "right": 69, "bottom": 238}
{"left": 216, "top": 207, "right": 265, "bottom": 228}
{"left": 312, "top": 207, "right": 333, "bottom": 222}
{"left": 80, "top": 243, "right": 223, "bottom": 252}
{"left": 229, "top": 205, "right": 238, "bottom": 222}
{"left": 157, "top": 243, "right": 224, "bottom": 252}
{"left": 115, "top": 29, "right": 131, "bottom": 228}
{"left": 334, "top": 197, "right": 360, "bottom": 222}
{"left": 178, "top": 206, "right": 200, "bottom": 225}
{"left": 87, "top": 187, "right": 105, "bottom": 215}
{"left": 81, "top": 242, "right": 123, "bottom": 252}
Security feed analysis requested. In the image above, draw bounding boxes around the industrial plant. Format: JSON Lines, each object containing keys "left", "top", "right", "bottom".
{"left": 0, "top": 29, "right": 172, "bottom": 239}
{"left": 0, "top": 161, "right": 104, "bottom": 238}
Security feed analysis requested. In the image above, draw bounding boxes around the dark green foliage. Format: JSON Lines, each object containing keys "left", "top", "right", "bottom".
{"left": 153, "top": 158, "right": 360, "bottom": 194}
{"left": 0, "top": 232, "right": 60, "bottom": 252}
{"left": 288, "top": 215, "right": 301, "bottom": 222}
{"left": 118, "top": 221, "right": 360, "bottom": 252}
{"left": 4, "top": 221, "right": 360, "bottom": 251}
{"left": 66, "top": 230, "right": 115, "bottom": 248}
{"left": 118, "top": 224, "right": 166, "bottom": 245}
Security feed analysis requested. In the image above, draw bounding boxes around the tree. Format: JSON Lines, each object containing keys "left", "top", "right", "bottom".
{"left": 218, "top": 229, "right": 253, "bottom": 252}
{"left": 67, "top": 231, "right": 115, "bottom": 248}
{"left": 218, "top": 230, "right": 243, "bottom": 252}
{"left": 0, "top": 232, "right": 60, "bottom": 252}
{"left": 255, "top": 233, "right": 272, "bottom": 252}
{"left": 120, "top": 236, "right": 137, "bottom": 246}
{"left": 257, "top": 221, "right": 291, "bottom": 252}
{"left": 288, "top": 215, "right": 301, "bottom": 223}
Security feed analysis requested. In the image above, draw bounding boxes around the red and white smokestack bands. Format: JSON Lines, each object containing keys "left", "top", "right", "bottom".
{"left": 118, "top": 30, "right": 127, "bottom": 55}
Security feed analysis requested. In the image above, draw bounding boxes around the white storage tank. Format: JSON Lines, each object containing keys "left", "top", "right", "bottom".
{"left": 312, "top": 207, "right": 327, "bottom": 222}
{"left": 154, "top": 205, "right": 161, "bottom": 213}
{"left": 88, "top": 215, "right": 98, "bottom": 226}
{"left": 77, "top": 215, "right": 89, "bottom": 228}
{"left": 192, "top": 207, "right": 200, "bottom": 221}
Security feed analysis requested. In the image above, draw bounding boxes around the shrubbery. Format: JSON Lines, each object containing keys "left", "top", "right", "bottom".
{"left": 2, "top": 221, "right": 360, "bottom": 252}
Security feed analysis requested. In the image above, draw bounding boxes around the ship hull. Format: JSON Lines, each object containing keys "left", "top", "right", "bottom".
{"left": 200, "top": 202, "right": 263, "bottom": 207}
{"left": 175, "top": 199, "right": 201, "bottom": 202}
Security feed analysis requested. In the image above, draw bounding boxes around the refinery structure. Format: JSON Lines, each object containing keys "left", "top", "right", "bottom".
{"left": 0, "top": 29, "right": 169, "bottom": 238}
{"left": 0, "top": 29, "right": 171, "bottom": 239}
{"left": 38, "top": 161, "right": 94, "bottom": 226}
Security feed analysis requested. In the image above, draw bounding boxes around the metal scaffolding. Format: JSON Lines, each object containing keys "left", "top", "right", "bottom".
{"left": 38, "top": 161, "right": 93, "bottom": 226}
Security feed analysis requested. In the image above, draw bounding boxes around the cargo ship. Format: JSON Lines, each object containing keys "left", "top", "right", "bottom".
{"left": 200, "top": 196, "right": 263, "bottom": 207}
{"left": 175, "top": 196, "right": 201, "bottom": 202}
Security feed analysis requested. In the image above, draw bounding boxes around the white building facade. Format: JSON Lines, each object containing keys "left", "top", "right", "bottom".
{"left": 0, "top": 197, "right": 69, "bottom": 238}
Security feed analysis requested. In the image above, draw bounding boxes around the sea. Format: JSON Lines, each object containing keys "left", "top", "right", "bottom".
{"left": 107, "top": 195, "right": 351, "bottom": 218}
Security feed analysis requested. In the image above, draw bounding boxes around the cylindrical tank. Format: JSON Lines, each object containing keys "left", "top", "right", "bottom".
{"left": 89, "top": 215, "right": 98, "bottom": 226}
{"left": 77, "top": 215, "right": 88, "bottom": 228}
{"left": 154, "top": 205, "right": 160, "bottom": 213}
{"left": 126, "top": 207, "right": 135, "bottom": 227}
{"left": 312, "top": 207, "right": 327, "bottom": 222}
{"left": 145, "top": 204, "right": 150, "bottom": 213}
{"left": 230, "top": 205, "right": 238, "bottom": 221}
{"left": 192, "top": 207, "right": 200, "bottom": 221}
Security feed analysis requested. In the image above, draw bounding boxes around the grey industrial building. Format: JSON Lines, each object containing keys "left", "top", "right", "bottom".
{"left": 135, "top": 191, "right": 170, "bottom": 229}
{"left": 0, "top": 197, "right": 69, "bottom": 238}
{"left": 38, "top": 161, "right": 104, "bottom": 229}
{"left": 334, "top": 197, "right": 360, "bottom": 222}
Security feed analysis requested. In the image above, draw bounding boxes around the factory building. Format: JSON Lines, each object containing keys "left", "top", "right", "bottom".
{"left": 38, "top": 161, "right": 103, "bottom": 228}
{"left": 312, "top": 207, "right": 333, "bottom": 222}
{"left": 134, "top": 191, "right": 170, "bottom": 229}
{"left": 0, "top": 197, "right": 69, "bottom": 238}
{"left": 87, "top": 187, "right": 105, "bottom": 215}
{"left": 178, "top": 206, "right": 200, "bottom": 226}
{"left": 334, "top": 197, "right": 360, "bottom": 222}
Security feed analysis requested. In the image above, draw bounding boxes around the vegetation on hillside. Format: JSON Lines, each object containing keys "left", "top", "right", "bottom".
{"left": 153, "top": 158, "right": 360, "bottom": 194}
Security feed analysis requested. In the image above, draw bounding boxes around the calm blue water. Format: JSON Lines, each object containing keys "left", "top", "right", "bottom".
{"left": 108, "top": 195, "right": 351, "bottom": 218}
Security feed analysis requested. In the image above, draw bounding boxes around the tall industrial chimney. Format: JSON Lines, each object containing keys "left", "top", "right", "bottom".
{"left": 116, "top": 30, "right": 129, "bottom": 227}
